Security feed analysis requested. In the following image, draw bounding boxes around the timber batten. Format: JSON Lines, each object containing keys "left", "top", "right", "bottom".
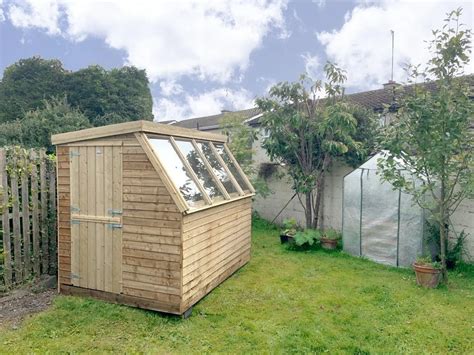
{"left": 53, "top": 121, "right": 253, "bottom": 316}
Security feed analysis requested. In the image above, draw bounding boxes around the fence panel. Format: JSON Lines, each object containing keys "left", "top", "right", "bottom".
{"left": 0, "top": 147, "right": 57, "bottom": 290}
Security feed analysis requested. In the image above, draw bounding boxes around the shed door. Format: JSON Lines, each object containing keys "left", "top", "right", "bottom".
{"left": 69, "top": 145, "right": 123, "bottom": 293}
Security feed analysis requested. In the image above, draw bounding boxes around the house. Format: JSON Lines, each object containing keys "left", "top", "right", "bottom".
{"left": 171, "top": 77, "right": 474, "bottom": 260}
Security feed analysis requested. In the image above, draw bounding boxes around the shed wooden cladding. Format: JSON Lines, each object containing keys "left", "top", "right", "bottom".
{"left": 52, "top": 121, "right": 254, "bottom": 315}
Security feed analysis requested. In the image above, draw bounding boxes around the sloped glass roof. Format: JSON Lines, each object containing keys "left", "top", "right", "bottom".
{"left": 147, "top": 134, "right": 254, "bottom": 211}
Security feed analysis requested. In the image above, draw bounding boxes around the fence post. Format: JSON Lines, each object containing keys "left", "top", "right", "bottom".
{"left": 48, "top": 158, "right": 57, "bottom": 273}
{"left": 11, "top": 153, "right": 22, "bottom": 283}
{"left": 30, "top": 150, "right": 40, "bottom": 276}
{"left": 0, "top": 148, "right": 12, "bottom": 287}
{"left": 21, "top": 152, "right": 31, "bottom": 278}
{"left": 39, "top": 149, "right": 49, "bottom": 274}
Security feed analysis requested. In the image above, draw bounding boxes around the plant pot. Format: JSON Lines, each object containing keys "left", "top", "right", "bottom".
{"left": 320, "top": 237, "right": 338, "bottom": 250}
{"left": 413, "top": 263, "right": 441, "bottom": 288}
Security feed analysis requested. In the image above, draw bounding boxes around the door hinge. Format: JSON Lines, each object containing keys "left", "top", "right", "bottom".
{"left": 71, "top": 219, "right": 81, "bottom": 225}
{"left": 107, "top": 223, "right": 122, "bottom": 229}
{"left": 70, "top": 273, "right": 80, "bottom": 279}
{"left": 70, "top": 151, "right": 80, "bottom": 158}
{"left": 108, "top": 209, "right": 123, "bottom": 216}
{"left": 70, "top": 206, "right": 80, "bottom": 213}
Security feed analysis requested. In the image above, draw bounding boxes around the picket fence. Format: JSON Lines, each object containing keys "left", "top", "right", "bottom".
{"left": 0, "top": 147, "right": 57, "bottom": 289}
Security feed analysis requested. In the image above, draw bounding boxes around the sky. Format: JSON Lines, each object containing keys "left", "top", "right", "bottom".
{"left": 0, "top": 0, "right": 472, "bottom": 122}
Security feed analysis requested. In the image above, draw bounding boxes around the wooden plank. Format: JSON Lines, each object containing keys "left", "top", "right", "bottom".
{"left": 123, "top": 240, "right": 180, "bottom": 255}
{"left": 122, "top": 209, "right": 181, "bottom": 220}
{"left": 123, "top": 232, "right": 180, "bottom": 246}
{"left": 51, "top": 120, "right": 227, "bottom": 145}
{"left": 39, "top": 149, "right": 49, "bottom": 274}
{"left": 122, "top": 248, "right": 181, "bottom": 263}
{"left": 183, "top": 196, "right": 250, "bottom": 225}
{"left": 169, "top": 136, "right": 212, "bottom": 205}
{"left": 95, "top": 146, "right": 105, "bottom": 292}
{"left": 122, "top": 279, "right": 180, "bottom": 296}
{"left": 60, "top": 284, "right": 181, "bottom": 315}
{"left": 122, "top": 264, "right": 180, "bottom": 279}
{"left": 103, "top": 146, "right": 113, "bottom": 293}
{"left": 122, "top": 286, "right": 181, "bottom": 306}
{"left": 209, "top": 142, "right": 244, "bottom": 196}
{"left": 21, "top": 155, "right": 31, "bottom": 278}
{"left": 122, "top": 272, "right": 181, "bottom": 288}
{"left": 10, "top": 156, "right": 22, "bottom": 283}
{"left": 30, "top": 150, "right": 40, "bottom": 276}
{"left": 86, "top": 146, "right": 97, "bottom": 290}
{"left": 123, "top": 185, "right": 168, "bottom": 195}
{"left": 134, "top": 133, "right": 188, "bottom": 212}
{"left": 123, "top": 170, "right": 159, "bottom": 178}
{"left": 111, "top": 145, "right": 122, "bottom": 294}
{"left": 223, "top": 143, "right": 255, "bottom": 193}
{"left": 48, "top": 159, "right": 57, "bottom": 274}
{"left": 123, "top": 256, "right": 180, "bottom": 271}
{"left": 71, "top": 214, "right": 120, "bottom": 224}
{"left": 122, "top": 217, "right": 181, "bottom": 229}
{"left": 123, "top": 177, "right": 164, "bottom": 187}
{"left": 0, "top": 149, "right": 12, "bottom": 287}
{"left": 78, "top": 146, "right": 89, "bottom": 288}
{"left": 122, "top": 224, "right": 180, "bottom": 237}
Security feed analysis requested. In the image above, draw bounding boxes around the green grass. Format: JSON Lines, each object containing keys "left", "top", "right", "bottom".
{"left": 1, "top": 217, "right": 473, "bottom": 353}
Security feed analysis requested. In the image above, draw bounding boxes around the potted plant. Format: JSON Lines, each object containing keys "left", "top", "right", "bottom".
{"left": 293, "top": 229, "right": 320, "bottom": 249}
{"left": 280, "top": 218, "right": 298, "bottom": 244}
{"left": 413, "top": 256, "right": 442, "bottom": 288}
{"left": 320, "top": 229, "right": 340, "bottom": 250}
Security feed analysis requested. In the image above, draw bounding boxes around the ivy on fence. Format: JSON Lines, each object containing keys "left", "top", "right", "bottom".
{"left": 0, "top": 147, "right": 57, "bottom": 291}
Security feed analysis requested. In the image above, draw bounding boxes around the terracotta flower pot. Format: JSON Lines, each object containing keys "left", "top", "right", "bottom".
{"left": 320, "top": 237, "right": 338, "bottom": 250}
{"left": 413, "top": 263, "right": 441, "bottom": 288}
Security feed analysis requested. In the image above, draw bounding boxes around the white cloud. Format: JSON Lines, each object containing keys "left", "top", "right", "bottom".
{"left": 317, "top": 0, "right": 473, "bottom": 90}
{"left": 301, "top": 52, "right": 321, "bottom": 79}
{"left": 6, "top": 0, "right": 288, "bottom": 83}
{"left": 153, "top": 88, "right": 254, "bottom": 122}
{"left": 159, "top": 80, "right": 183, "bottom": 97}
{"left": 0, "top": 0, "right": 5, "bottom": 22}
{"left": 312, "top": 0, "right": 326, "bottom": 9}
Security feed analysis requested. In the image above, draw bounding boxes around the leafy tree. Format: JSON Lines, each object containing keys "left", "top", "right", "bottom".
{"left": 0, "top": 57, "right": 154, "bottom": 126}
{"left": 256, "top": 64, "right": 376, "bottom": 228}
{"left": 0, "top": 96, "right": 91, "bottom": 152}
{"left": 0, "top": 57, "right": 66, "bottom": 123}
{"left": 378, "top": 8, "right": 473, "bottom": 282}
{"left": 220, "top": 113, "right": 270, "bottom": 197}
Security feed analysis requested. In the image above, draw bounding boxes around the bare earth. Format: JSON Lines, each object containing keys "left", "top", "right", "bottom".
{"left": 0, "top": 281, "right": 56, "bottom": 329}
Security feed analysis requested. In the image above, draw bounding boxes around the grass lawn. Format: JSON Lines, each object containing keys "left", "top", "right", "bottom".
{"left": 1, "top": 217, "right": 473, "bottom": 353}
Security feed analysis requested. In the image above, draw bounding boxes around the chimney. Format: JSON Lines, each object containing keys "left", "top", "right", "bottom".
{"left": 383, "top": 80, "right": 400, "bottom": 90}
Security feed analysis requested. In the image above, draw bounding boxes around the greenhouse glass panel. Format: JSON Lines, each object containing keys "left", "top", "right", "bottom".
{"left": 213, "top": 143, "right": 250, "bottom": 192}
{"left": 148, "top": 137, "right": 204, "bottom": 207}
{"left": 342, "top": 169, "right": 362, "bottom": 256}
{"left": 195, "top": 141, "right": 239, "bottom": 195}
{"left": 173, "top": 139, "right": 224, "bottom": 202}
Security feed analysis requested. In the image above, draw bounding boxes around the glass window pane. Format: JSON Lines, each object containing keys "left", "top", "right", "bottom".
{"left": 214, "top": 143, "right": 250, "bottom": 192}
{"left": 174, "top": 139, "right": 224, "bottom": 201}
{"left": 149, "top": 137, "right": 203, "bottom": 207}
{"left": 196, "top": 141, "right": 238, "bottom": 195}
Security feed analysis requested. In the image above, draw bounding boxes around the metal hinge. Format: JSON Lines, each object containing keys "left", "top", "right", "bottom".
{"left": 71, "top": 220, "right": 81, "bottom": 225}
{"left": 107, "top": 223, "right": 122, "bottom": 229}
{"left": 70, "top": 206, "right": 80, "bottom": 213}
{"left": 108, "top": 209, "right": 123, "bottom": 216}
{"left": 70, "top": 273, "right": 80, "bottom": 279}
{"left": 70, "top": 151, "right": 80, "bottom": 158}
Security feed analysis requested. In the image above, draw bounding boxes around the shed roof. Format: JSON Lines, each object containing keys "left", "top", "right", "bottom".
{"left": 51, "top": 120, "right": 228, "bottom": 145}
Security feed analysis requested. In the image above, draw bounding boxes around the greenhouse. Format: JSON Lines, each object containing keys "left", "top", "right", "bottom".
{"left": 342, "top": 152, "right": 425, "bottom": 267}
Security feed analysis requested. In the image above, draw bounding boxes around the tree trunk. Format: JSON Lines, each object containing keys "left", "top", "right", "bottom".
{"left": 439, "top": 181, "right": 448, "bottom": 283}
{"left": 305, "top": 191, "right": 312, "bottom": 229}
{"left": 313, "top": 171, "right": 325, "bottom": 229}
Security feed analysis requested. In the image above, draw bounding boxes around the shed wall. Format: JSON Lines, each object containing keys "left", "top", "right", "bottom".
{"left": 57, "top": 146, "right": 71, "bottom": 286}
{"left": 181, "top": 197, "right": 252, "bottom": 311}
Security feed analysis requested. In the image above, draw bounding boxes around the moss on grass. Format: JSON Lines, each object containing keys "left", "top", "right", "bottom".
{"left": 1, "top": 217, "right": 473, "bottom": 353}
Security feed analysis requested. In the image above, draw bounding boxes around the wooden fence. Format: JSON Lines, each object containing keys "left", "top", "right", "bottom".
{"left": 0, "top": 147, "right": 57, "bottom": 289}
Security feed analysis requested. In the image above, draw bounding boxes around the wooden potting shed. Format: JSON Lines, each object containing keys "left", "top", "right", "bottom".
{"left": 51, "top": 121, "right": 254, "bottom": 316}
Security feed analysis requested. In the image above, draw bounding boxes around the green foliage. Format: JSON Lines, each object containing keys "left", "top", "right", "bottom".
{"left": 0, "top": 56, "right": 153, "bottom": 126}
{"left": 0, "top": 57, "right": 66, "bottom": 123}
{"left": 378, "top": 8, "right": 473, "bottom": 281}
{"left": 0, "top": 97, "right": 91, "bottom": 152}
{"left": 281, "top": 218, "right": 298, "bottom": 236}
{"left": 256, "top": 63, "right": 377, "bottom": 228}
{"left": 322, "top": 228, "right": 341, "bottom": 240}
{"left": 220, "top": 112, "right": 270, "bottom": 197}
{"left": 416, "top": 256, "right": 442, "bottom": 269}
{"left": 293, "top": 229, "right": 320, "bottom": 247}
